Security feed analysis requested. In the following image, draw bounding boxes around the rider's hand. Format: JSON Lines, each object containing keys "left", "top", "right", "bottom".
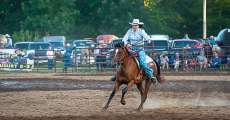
{"left": 126, "top": 44, "right": 132, "bottom": 49}
{"left": 148, "top": 40, "right": 151, "bottom": 44}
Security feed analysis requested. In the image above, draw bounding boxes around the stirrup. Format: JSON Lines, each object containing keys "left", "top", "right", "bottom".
{"left": 150, "top": 76, "right": 157, "bottom": 83}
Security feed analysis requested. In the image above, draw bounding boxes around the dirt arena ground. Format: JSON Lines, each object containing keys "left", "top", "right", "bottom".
{"left": 0, "top": 73, "right": 230, "bottom": 120}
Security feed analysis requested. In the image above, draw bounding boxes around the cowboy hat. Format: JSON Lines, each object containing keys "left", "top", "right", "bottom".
{"left": 162, "top": 51, "right": 168, "bottom": 55}
{"left": 5, "top": 34, "right": 11, "bottom": 37}
{"left": 66, "top": 43, "right": 71, "bottom": 47}
{"left": 129, "top": 19, "right": 143, "bottom": 25}
{"left": 139, "top": 22, "right": 144, "bottom": 25}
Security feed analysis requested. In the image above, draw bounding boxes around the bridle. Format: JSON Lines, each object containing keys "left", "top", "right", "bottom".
{"left": 113, "top": 46, "right": 128, "bottom": 64}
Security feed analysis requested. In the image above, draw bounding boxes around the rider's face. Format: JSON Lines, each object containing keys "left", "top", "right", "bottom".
{"left": 132, "top": 24, "right": 139, "bottom": 30}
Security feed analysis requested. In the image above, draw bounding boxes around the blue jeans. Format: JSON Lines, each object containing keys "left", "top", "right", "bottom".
{"left": 138, "top": 50, "right": 154, "bottom": 78}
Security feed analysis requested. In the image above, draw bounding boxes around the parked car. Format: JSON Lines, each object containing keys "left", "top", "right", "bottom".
{"left": 73, "top": 39, "right": 96, "bottom": 48}
{"left": 15, "top": 42, "right": 33, "bottom": 51}
{"left": 94, "top": 43, "right": 113, "bottom": 70}
{"left": 43, "top": 36, "right": 65, "bottom": 51}
{"left": 15, "top": 42, "right": 54, "bottom": 63}
{"left": 72, "top": 39, "right": 96, "bottom": 64}
{"left": 144, "top": 40, "right": 170, "bottom": 54}
{"left": 101, "top": 38, "right": 123, "bottom": 67}
{"left": 149, "top": 35, "right": 170, "bottom": 41}
{"left": 216, "top": 28, "right": 230, "bottom": 53}
{"left": 43, "top": 36, "right": 66, "bottom": 59}
{"left": 170, "top": 39, "right": 203, "bottom": 55}
{"left": 96, "top": 34, "right": 118, "bottom": 44}
{"left": 171, "top": 39, "right": 202, "bottom": 49}
{"left": 145, "top": 35, "right": 170, "bottom": 55}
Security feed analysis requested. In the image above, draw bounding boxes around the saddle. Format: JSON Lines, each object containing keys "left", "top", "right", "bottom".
{"left": 129, "top": 51, "right": 155, "bottom": 84}
{"left": 129, "top": 51, "right": 154, "bottom": 69}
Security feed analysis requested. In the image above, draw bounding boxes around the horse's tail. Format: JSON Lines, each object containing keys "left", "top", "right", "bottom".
{"left": 153, "top": 59, "right": 165, "bottom": 84}
{"left": 153, "top": 59, "right": 160, "bottom": 76}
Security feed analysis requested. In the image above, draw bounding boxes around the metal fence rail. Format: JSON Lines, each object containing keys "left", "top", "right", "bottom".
{"left": 0, "top": 47, "right": 229, "bottom": 73}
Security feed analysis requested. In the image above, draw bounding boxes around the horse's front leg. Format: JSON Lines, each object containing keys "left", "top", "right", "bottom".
{"left": 120, "top": 80, "right": 134, "bottom": 105}
{"left": 102, "top": 81, "right": 121, "bottom": 111}
{"left": 120, "top": 86, "right": 128, "bottom": 105}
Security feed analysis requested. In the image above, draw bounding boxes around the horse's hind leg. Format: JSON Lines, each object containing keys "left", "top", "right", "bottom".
{"left": 136, "top": 82, "right": 144, "bottom": 110}
{"left": 137, "top": 79, "right": 151, "bottom": 111}
{"left": 102, "top": 81, "right": 121, "bottom": 111}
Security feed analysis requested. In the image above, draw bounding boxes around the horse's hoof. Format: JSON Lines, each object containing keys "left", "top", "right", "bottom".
{"left": 101, "top": 107, "right": 108, "bottom": 112}
{"left": 136, "top": 107, "right": 143, "bottom": 112}
{"left": 120, "top": 100, "right": 126, "bottom": 105}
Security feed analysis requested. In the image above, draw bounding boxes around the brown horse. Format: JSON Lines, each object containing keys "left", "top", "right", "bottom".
{"left": 103, "top": 44, "right": 163, "bottom": 111}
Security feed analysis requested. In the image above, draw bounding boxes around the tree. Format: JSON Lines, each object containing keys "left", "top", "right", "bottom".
{"left": 207, "top": 0, "right": 230, "bottom": 36}
{"left": 75, "top": 0, "right": 149, "bottom": 38}
{"left": 1, "top": 0, "right": 230, "bottom": 41}
{"left": 147, "top": 0, "right": 203, "bottom": 38}
{"left": 21, "top": 0, "right": 79, "bottom": 36}
{"left": 0, "top": 0, "right": 23, "bottom": 33}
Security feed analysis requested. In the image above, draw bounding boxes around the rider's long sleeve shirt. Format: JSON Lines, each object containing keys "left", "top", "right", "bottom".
{"left": 122, "top": 28, "right": 150, "bottom": 51}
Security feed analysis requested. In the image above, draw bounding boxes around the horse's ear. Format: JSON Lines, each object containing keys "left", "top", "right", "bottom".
{"left": 123, "top": 45, "right": 130, "bottom": 52}
{"left": 114, "top": 41, "right": 124, "bottom": 48}
{"left": 120, "top": 41, "right": 124, "bottom": 46}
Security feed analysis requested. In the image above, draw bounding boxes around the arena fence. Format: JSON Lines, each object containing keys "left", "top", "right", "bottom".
{"left": 0, "top": 47, "right": 229, "bottom": 73}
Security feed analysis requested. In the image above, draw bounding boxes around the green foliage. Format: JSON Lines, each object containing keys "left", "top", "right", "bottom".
{"left": 21, "top": 0, "right": 79, "bottom": 35}
{"left": 0, "top": 0, "right": 230, "bottom": 41}
{"left": 12, "top": 30, "right": 41, "bottom": 42}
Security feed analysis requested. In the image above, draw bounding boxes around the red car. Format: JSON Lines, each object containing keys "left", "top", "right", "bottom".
{"left": 171, "top": 39, "right": 203, "bottom": 49}
{"left": 96, "top": 35, "right": 118, "bottom": 44}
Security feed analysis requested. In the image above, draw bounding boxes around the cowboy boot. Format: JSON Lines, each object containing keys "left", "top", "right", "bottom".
{"left": 110, "top": 76, "right": 116, "bottom": 81}
{"left": 150, "top": 76, "right": 157, "bottom": 84}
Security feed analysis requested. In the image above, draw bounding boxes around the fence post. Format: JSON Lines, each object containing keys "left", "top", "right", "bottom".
{"left": 89, "top": 48, "right": 91, "bottom": 71}
{"left": 36, "top": 60, "right": 38, "bottom": 72}
{"left": 75, "top": 49, "right": 78, "bottom": 72}
{"left": 54, "top": 55, "right": 56, "bottom": 73}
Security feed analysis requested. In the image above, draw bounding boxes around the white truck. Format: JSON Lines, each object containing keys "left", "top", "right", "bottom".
{"left": 43, "top": 36, "right": 66, "bottom": 52}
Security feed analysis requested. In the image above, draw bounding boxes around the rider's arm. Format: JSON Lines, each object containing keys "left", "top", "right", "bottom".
{"left": 122, "top": 30, "right": 130, "bottom": 45}
{"left": 141, "top": 29, "right": 151, "bottom": 43}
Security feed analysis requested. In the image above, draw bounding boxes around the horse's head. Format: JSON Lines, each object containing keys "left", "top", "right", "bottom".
{"left": 113, "top": 41, "right": 129, "bottom": 63}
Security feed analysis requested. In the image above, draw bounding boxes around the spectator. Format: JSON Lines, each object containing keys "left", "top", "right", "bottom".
{"left": 161, "top": 52, "right": 169, "bottom": 70}
{"left": 81, "top": 48, "right": 90, "bottom": 64}
{"left": 210, "top": 52, "right": 221, "bottom": 69}
{"left": 190, "top": 58, "right": 197, "bottom": 70}
{"left": 5, "top": 34, "right": 13, "bottom": 48}
{"left": 184, "top": 33, "right": 190, "bottom": 39}
{"left": 174, "top": 53, "right": 180, "bottom": 72}
{"left": 183, "top": 48, "right": 190, "bottom": 71}
{"left": 196, "top": 51, "right": 207, "bottom": 71}
{"left": 227, "top": 53, "right": 230, "bottom": 67}
{"left": 159, "top": 54, "right": 164, "bottom": 66}
{"left": 168, "top": 53, "right": 175, "bottom": 68}
{"left": 223, "top": 52, "right": 230, "bottom": 68}
{"left": 152, "top": 52, "right": 160, "bottom": 65}
{"left": 14, "top": 49, "right": 24, "bottom": 69}
{"left": 183, "top": 56, "right": 190, "bottom": 71}
{"left": 63, "top": 43, "right": 73, "bottom": 72}
{"left": 47, "top": 46, "right": 54, "bottom": 70}
{"left": 94, "top": 44, "right": 107, "bottom": 71}
{"left": 209, "top": 35, "right": 220, "bottom": 52}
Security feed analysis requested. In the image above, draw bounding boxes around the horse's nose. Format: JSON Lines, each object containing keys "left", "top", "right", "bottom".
{"left": 112, "top": 57, "right": 117, "bottom": 64}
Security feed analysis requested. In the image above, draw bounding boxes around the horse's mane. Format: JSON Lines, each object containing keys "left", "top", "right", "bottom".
{"left": 114, "top": 41, "right": 131, "bottom": 56}
{"left": 114, "top": 41, "right": 124, "bottom": 48}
